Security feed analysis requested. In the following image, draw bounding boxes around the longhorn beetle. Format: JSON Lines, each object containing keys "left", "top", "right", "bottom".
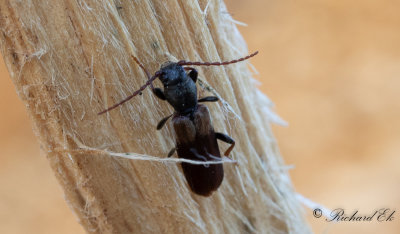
{"left": 99, "top": 51, "right": 258, "bottom": 196}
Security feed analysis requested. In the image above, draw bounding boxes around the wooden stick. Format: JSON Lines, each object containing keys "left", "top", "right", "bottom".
{"left": 0, "top": 1, "right": 309, "bottom": 233}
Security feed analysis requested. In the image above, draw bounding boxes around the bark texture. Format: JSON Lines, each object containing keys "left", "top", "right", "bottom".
{"left": 0, "top": 0, "right": 309, "bottom": 233}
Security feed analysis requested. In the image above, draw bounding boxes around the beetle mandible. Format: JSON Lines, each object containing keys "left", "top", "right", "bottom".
{"left": 99, "top": 51, "right": 258, "bottom": 196}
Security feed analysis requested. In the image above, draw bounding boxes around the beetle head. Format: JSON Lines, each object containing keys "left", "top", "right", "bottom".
{"left": 158, "top": 62, "right": 187, "bottom": 87}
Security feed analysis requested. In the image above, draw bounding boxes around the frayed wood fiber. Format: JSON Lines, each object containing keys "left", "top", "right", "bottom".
{"left": 0, "top": 0, "right": 310, "bottom": 233}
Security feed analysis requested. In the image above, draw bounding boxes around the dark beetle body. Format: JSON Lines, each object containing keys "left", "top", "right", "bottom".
{"left": 158, "top": 62, "right": 224, "bottom": 196}
{"left": 98, "top": 52, "right": 257, "bottom": 196}
{"left": 172, "top": 105, "right": 223, "bottom": 196}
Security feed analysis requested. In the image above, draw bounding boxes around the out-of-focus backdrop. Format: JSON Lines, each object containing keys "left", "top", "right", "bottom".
{"left": 1, "top": 0, "right": 399, "bottom": 233}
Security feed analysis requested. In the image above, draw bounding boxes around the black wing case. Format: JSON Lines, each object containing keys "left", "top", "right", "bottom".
{"left": 172, "top": 104, "right": 223, "bottom": 196}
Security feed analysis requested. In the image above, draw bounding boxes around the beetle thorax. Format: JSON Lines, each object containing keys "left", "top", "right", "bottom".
{"left": 159, "top": 63, "right": 198, "bottom": 115}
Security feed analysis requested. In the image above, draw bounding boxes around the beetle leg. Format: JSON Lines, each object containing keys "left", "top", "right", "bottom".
{"left": 167, "top": 147, "right": 176, "bottom": 157}
{"left": 184, "top": 67, "right": 198, "bottom": 83}
{"left": 157, "top": 114, "right": 173, "bottom": 130}
{"left": 153, "top": 88, "right": 166, "bottom": 100}
{"left": 215, "top": 132, "right": 235, "bottom": 156}
{"left": 198, "top": 96, "right": 219, "bottom": 103}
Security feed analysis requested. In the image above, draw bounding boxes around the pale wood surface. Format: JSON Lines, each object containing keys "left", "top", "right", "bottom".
{"left": 0, "top": 1, "right": 308, "bottom": 233}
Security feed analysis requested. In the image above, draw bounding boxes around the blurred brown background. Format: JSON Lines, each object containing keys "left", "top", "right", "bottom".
{"left": 1, "top": 0, "right": 399, "bottom": 233}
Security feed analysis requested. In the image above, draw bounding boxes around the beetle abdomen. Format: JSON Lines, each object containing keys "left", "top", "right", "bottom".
{"left": 173, "top": 104, "right": 223, "bottom": 196}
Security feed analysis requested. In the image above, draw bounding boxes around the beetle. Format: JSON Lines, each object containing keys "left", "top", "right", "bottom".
{"left": 99, "top": 51, "right": 258, "bottom": 196}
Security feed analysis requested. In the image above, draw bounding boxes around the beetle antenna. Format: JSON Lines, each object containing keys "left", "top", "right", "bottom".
{"left": 131, "top": 55, "right": 156, "bottom": 90}
{"left": 98, "top": 72, "right": 161, "bottom": 115}
{"left": 177, "top": 51, "right": 258, "bottom": 66}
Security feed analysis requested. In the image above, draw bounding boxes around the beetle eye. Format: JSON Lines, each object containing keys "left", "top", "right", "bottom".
{"left": 159, "top": 72, "right": 166, "bottom": 80}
